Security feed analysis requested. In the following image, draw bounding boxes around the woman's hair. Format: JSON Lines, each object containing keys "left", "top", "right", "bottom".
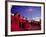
{"left": 14, "top": 12, "right": 19, "bottom": 16}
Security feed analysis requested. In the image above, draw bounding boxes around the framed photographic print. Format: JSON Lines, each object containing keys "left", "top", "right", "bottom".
{"left": 5, "top": 1, "right": 45, "bottom": 36}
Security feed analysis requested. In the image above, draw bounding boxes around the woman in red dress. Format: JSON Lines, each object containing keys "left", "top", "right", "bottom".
{"left": 24, "top": 18, "right": 32, "bottom": 31}
{"left": 11, "top": 12, "right": 20, "bottom": 31}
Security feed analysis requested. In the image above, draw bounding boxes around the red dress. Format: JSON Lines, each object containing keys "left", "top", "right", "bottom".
{"left": 11, "top": 16, "right": 20, "bottom": 31}
{"left": 19, "top": 17, "right": 25, "bottom": 31}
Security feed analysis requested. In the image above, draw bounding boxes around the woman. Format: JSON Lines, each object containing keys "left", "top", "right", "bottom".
{"left": 24, "top": 18, "right": 32, "bottom": 31}
{"left": 11, "top": 12, "right": 20, "bottom": 31}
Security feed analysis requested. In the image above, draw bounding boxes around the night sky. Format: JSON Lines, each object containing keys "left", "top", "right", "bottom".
{"left": 11, "top": 5, "right": 41, "bottom": 20}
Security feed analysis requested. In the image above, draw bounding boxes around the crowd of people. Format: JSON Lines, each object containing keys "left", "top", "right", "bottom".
{"left": 11, "top": 12, "right": 41, "bottom": 31}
